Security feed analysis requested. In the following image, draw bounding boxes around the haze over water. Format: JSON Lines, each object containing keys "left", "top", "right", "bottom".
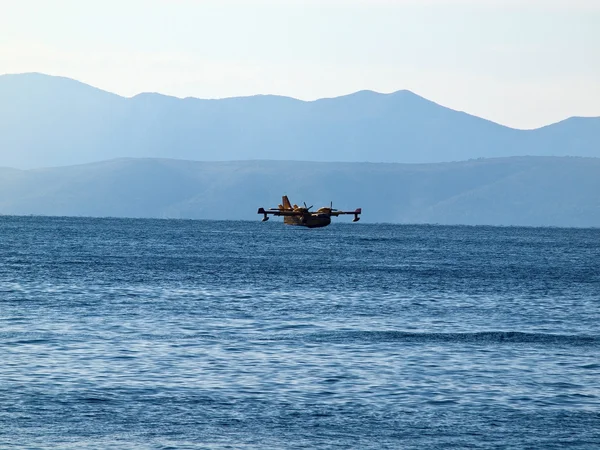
{"left": 1, "top": 216, "right": 599, "bottom": 448}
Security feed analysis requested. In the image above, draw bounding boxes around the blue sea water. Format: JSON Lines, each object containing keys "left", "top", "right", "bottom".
{"left": 1, "top": 216, "right": 599, "bottom": 449}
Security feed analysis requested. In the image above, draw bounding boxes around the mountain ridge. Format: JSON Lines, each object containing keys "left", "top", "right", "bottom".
{"left": 1, "top": 72, "right": 599, "bottom": 169}
{"left": 0, "top": 156, "right": 598, "bottom": 227}
{"left": 5, "top": 72, "right": 597, "bottom": 128}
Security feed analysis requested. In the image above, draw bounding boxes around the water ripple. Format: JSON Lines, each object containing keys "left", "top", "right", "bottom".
{"left": 1, "top": 217, "right": 599, "bottom": 448}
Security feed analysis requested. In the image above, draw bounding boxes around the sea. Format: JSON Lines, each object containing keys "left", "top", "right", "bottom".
{"left": 1, "top": 216, "right": 599, "bottom": 449}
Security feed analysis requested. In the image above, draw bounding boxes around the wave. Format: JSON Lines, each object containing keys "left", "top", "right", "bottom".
{"left": 298, "top": 330, "right": 600, "bottom": 347}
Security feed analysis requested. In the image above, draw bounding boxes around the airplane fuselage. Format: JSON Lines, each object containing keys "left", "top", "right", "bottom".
{"left": 284, "top": 213, "right": 331, "bottom": 228}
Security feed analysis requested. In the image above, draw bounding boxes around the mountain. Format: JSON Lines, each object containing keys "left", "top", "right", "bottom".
{"left": 0, "top": 156, "right": 598, "bottom": 227}
{"left": 1, "top": 73, "right": 599, "bottom": 169}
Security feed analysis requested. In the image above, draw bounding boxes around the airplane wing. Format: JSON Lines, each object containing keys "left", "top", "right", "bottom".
{"left": 258, "top": 206, "right": 361, "bottom": 222}
{"left": 330, "top": 208, "right": 362, "bottom": 217}
{"left": 258, "top": 208, "right": 305, "bottom": 216}
{"left": 331, "top": 208, "right": 362, "bottom": 222}
{"left": 257, "top": 208, "right": 308, "bottom": 221}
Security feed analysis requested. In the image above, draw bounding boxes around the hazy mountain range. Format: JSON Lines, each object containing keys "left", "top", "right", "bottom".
{"left": 1, "top": 156, "right": 598, "bottom": 227}
{"left": 1, "top": 73, "right": 599, "bottom": 169}
{"left": 1, "top": 73, "right": 598, "bottom": 226}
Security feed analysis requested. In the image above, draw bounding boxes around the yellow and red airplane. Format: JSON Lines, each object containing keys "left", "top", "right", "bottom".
{"left": 258, "top": 195, "right": 361, "bottom": 228}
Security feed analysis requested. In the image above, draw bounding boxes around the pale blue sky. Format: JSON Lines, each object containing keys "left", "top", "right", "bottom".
{"left": 2, "top": 0, "right": 599, "bottom": 128}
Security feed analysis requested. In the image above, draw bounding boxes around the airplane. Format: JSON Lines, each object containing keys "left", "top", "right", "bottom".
{"left": 258, "top": 195, "right": 361, "bottom": 228}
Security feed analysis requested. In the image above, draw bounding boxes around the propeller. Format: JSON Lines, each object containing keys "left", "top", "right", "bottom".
{"left": 303, "top": 202, "right": 313, "bottom": 210}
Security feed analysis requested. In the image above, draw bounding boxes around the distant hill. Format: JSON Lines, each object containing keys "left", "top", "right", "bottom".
{"left": 0, "top": 156, "right": 599, "bottom": 227}
{"left": 0, "top": 73, "right": 599, "bottom": 169}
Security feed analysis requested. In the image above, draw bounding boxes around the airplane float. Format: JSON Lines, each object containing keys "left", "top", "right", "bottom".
{"left": 258, "top": 195, "right": 361, "bottom": 228}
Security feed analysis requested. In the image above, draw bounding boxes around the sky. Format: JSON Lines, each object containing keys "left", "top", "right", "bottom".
{"left": 1, "top": 0, "right": 599, "bottom": 129}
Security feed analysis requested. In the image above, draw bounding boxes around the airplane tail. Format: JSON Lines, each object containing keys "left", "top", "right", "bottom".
{"left": 282, "top": 195, "right": 293, "bottom": 210}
